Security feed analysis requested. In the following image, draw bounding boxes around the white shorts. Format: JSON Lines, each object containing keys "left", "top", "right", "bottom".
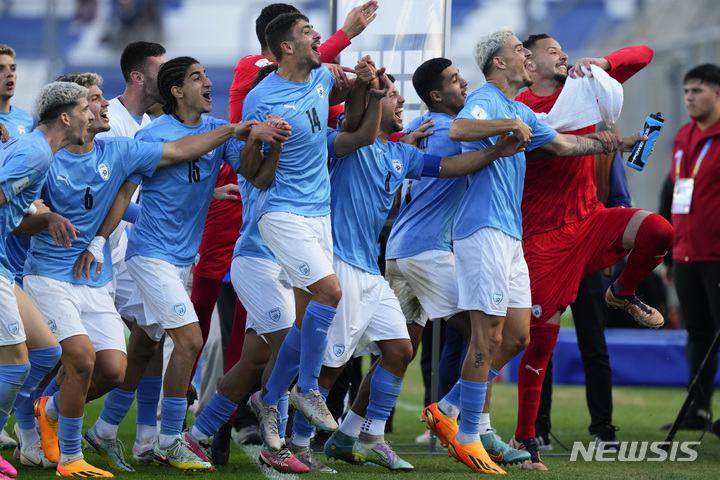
{"left": 111, "top": 256, "right": 138, "bottom": 319}
{"left": 0, "top": 276, "right": 26, "bottom": 346}
{"left": 231, "top": 255, "right": 295, "bottom": 336}
{"left": 324, "top": 255, "right": 410, "bottom": 368}
{"left": 258, "top": 212, "right": 334, "bottom": 290}
{"left": 121, "top": 256, "right": 197, "bottom": 342}
{"left": 388, "top": 250, "right": 462, "bottom": 325}
{"left": 23, "top": 275, "right": 126, "bottom": 352}
{"left": 385, "top": 259, "right": 429, "bottom": 327}
{"left": 455, "top": 227, "right": 531, "bottom": 316}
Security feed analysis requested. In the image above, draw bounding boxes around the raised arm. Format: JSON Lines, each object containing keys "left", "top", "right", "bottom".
{"left": 73, "top": 179, "right": 138, "bottom": 279}
{"left": 449, "top": 117, "right": 533, "bottom": 148}
{"left": 569, "top": 45, "right": 653, "bottom": 83}
{"left": 333, "top": 71, "right": 389, "bottom": 158}
{"left": 341, "top": 56, "right": 380, "bottom": 133}
{"left": 318, "top": 0, "right": 379, "bottom": 61}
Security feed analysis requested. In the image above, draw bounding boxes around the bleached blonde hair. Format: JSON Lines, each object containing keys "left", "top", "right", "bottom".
{"left": 473, "top": 27, "right": 515, "bottom": 77}
{"left": 36, "top": 81, "right": 89, "bottom": 123}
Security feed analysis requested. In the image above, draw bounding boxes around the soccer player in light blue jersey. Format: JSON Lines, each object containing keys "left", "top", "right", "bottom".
{"left": 24, "top": 71, "right": 275, "bottom": 477}
{"left": 382, "top": 57, "right": 530, "bottom": 467}
{"left": 0, "top": 81, "right": 93, "bottom": 478}
{"left": 73, "top": 57, "right": 290, "bottom": 472}
{"left": 426, "top": 27, "right": 643, "bottom": 473}
{"left": 319, "top": 67, "right": 522, "bottom": 472}
{"left": 243, "top": 11, "right": 362, "bottom": 448}
{"left": 93, "top": 40, "right": 168, "bottom": 466}
{"left": 0, "top": 43, "right": 64, "bottom": 473}
{"left": 1, "top": 44, "right": 38, "bottom": 290}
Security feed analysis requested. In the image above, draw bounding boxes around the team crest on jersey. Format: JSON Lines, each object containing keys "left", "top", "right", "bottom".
{"left": 315, "top": 84, "right": 325, "bottom": 99}
{"left": 392, "top": 159, "right": 403, "bottom": 173}
{"left": 17, "top": 126, "right": 26, "bottom": 135}
{"left": 492, "top": 291, "right": 504, "bottom": 306}
{"left": 333, "top": 343, "right": 345, "bottom": 357}
{"left": 299, "top": 262, "right": 311, "bottom": 276}
{"left": 532, "top": 305, "right": 542, "bottom": 318}
{"left": 471, "top": 105, "right": 487, "bottom": 120}
{"left": 6, "top": 320, "right": 20, "bottom": 335}
{"left": 98, "top": 163, "right": 110, "bottom": 180}
{"left": 269, "top": 308, "right": 281, "bottom": 321}
{"left": 174, "top": 303, "right": 187, "bottom": 316}
{"left": 11, "top": 176, "right": 29, "bottom": 196}
{"left": 47, "top": 319, "right": 57, "bottom": 333}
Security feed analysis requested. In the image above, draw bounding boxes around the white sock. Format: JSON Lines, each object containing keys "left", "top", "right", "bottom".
{"left": 159, "top": 433, "right": 179, "bottom": 449}
{"left": 17, "top": 427, "right": 40, "bottom": 448}
{"left": 479, "top": 413, "right": 493, "bottom": 434}
{"left": 190, "top": 424, "right": 208, "bottom": 443}
{"left": 361, "top": 417, "right": 386, "bottom": 437}
{"left": 135, "top": 424, "right": 158, "bottom": 445}
{"left": 455, "top": 430, "right": 480, "bottom": 445}
{"left": 45, "top": 396, "right": 59, "bottom": 420}
{"left": 291, "top": 432, "right": 311, "bottom": 447}
{"left": 339, "top": 410, "right": 365, "bottom": 437}
{"left": 438, "top": 398, "right": 460, "bottom": 418}
{"left": 95, "top": 418, "right": 119, "bottom": 440}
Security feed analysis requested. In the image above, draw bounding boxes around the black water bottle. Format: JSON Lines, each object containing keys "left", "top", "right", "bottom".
{"left": 627, "top": 112, "right": 664, "bottom": 171}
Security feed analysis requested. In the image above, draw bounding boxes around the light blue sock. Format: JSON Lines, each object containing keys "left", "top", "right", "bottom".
{"left": 0, "top": 363, "right": 30, "bottom": 431}
{"left": 263, "top": 325, "right": 301, "bottom": 406}
{"left": 366, "top": 367, "right": 402, "bottom": 421}
{"left": 100, "top": 389, "right": 135, "bottom": 426}
{"left": 458, "top": 379, "right": 487, "bottom": 442}
{"left": 42, "top": 377, "right": 59, "bottom": 397}
{"left": 136, "top": 376, "right": 162, "bottom": 427}
{"left": 298, "top": 301, "right": 335, "bottom": 393}
{"left": 58, "top": 414, "right": 84, "bottom": 455}
{"left": 277, "top": 392, "right": 289, "bottom": 439}
{"left": 194, "top": 392, "right": 237, "bottom": 438}
{"left": 159, "top": 396, "right": 187, "bottom": 437}
{"left": 13, "top": 346, "right": 61, "bottom": 413}
{"left": 488, "top": 367, "right": 499, "bottom": 383}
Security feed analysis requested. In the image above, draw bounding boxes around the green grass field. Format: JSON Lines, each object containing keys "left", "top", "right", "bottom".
{"left": 4, "top": 352, "right": 720, "bottom": 479}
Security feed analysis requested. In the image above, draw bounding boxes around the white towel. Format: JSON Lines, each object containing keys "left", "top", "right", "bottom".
{"left": 535, "top": 64, "right": 623, "bottom": 132}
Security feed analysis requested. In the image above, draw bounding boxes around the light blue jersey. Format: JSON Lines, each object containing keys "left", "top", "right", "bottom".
{"left": 243, "top": 67, "right": 334, "bottom": 218}
{"left": 385, "top": 112, "right": 466, "bottom": 260}
{"left": 329, "top": 133, "right": 425, "bottom": 275}
{"left": 24, "top": 137, "right": 162, "bottom": 286}
{"left": 0, "top": 130, "right": 53, "bottom": 282}
{"left": 1, "top": 106, "right": 35, "bottom": 285}
{"left": 232, "top": 175, "right": 276, "bottom": 263}
{"left": 453, "top": 83, "right": 557, "bottom": 241}
{"left": 0, "top": 106, "right": 34, "bottom": 137}
{"left": 126, "top": 114, "right": 243, "bottom": 266}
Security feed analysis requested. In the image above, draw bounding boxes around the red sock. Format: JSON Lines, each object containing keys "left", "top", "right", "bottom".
{"left": 616, "top": 213, "right": 674, "bottom": 296}
{"left": 225, "top": 298, "right": 248, "bottom": 373}
{"left": 189, "top": 274, "right": 223, "bottom": 387}
{"left": 515, "top": 323, "right": 560, "bottom": 439}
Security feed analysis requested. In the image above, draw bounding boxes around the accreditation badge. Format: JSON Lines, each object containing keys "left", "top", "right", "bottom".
{"left": 671, "top": 178, "right": 694, "bottom": 214}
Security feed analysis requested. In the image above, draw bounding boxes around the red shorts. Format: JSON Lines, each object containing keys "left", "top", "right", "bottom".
{"left": 524, "top": 207, "right": 640, "bottom": 325}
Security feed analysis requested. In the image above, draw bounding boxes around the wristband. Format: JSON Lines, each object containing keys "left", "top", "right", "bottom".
{"left": 86, "top": 236, "right": 106, "bottom": 264}
{"left": 27, "top": 203, "right": 37, "bottom": 215}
